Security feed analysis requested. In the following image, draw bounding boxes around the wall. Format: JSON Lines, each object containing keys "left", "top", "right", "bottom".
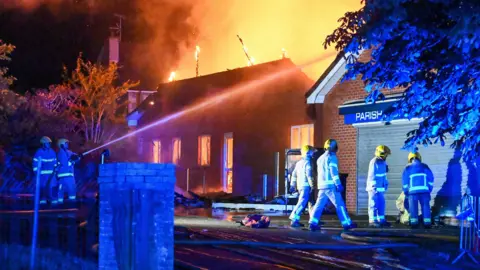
{"left": 319, "top": 58, "right": 404, "bottom": 212}
{"left": 98, "top": 163, "right": 175, "bottom": 270}
{"left": 134, "top": 72, "right": 313, "bottom": 197}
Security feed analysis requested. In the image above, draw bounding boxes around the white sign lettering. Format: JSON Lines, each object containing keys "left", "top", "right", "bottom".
{"left": 355, "top": 110, "right": 383, "bottom": 121}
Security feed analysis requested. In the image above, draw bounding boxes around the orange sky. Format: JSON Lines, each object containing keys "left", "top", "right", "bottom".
{"left": 173, "top": 0, "right": 363, "bottom": 82}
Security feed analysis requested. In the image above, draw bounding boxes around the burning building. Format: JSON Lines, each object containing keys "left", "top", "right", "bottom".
{"left": 126, "top": 58, "right": 314, "bottom": 196}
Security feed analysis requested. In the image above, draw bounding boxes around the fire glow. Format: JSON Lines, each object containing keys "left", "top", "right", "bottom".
{"left": 82, "top": 52, "right": 335, "bottom": 156}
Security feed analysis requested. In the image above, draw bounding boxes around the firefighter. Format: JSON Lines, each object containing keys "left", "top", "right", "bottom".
{"left": 33, "top": 136, "right": 58, "bottom": 204}
{"left": 288, "top": 145, "right": 314, "bottom": 227}
{"left": 56, "top": 138, "right": 81, "bottom": 203}
{"left": 402, "top": 152, "right": 434, "bottom": 228}
{"left": 309, "top": 139, "right": 357, "bottom": 231}
{"left": 367, "top": 145, "right": 391, "bottom": 228}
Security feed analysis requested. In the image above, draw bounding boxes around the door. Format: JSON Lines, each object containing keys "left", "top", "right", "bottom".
{"left": 356, "top": 123, "right": 469, "bottom": 216}
{"left": 223, "top": 133, "right": 234, "bottom": 193}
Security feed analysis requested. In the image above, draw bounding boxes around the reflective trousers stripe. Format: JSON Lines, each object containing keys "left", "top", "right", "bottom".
{"left": 58, "top": 173, "right": 74, "bottom": 178}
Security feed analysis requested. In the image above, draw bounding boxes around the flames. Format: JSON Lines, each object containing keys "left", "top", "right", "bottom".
{"left": 168, "top": 71, "right": 176, "bottom": 82}
{"left": 195, "top": 45, "right": 200, "bottom": 61}
{"left": 171, "top": 0, "right": 363, "bottom": 82}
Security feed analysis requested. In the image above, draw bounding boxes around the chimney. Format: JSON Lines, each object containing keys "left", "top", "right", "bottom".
{"left": 109, "top": 36, "right": 120, "bottom": 63}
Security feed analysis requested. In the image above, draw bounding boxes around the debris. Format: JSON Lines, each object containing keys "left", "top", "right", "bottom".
{"left": 240, "top": 214, "right": 271, "bottom": 228}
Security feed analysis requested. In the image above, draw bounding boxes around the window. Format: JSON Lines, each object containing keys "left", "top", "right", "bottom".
{"left": 291, "top": 124, "right": 314, "bottom": 149}
{"left": 153, "top": 140, "right": 162, "bottom": 163}
{"left": 172, "top": 138, "right": 181, "bottom": 165}
{"left": 198, "top": 135, "right": 211, "bottom": 166}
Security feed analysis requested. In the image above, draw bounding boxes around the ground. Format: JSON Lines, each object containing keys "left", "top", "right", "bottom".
{"left": 0, "top": 195, "right": 479, "bottom": 269}
{"left": 174, "top": 207, "right": 479, "bottom": 269}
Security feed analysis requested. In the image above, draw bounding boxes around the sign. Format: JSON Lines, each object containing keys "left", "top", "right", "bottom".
{"left": 344, "top": 110, "right": 384, "bottom": 124}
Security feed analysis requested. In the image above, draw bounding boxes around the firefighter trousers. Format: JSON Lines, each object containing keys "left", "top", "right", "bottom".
{"left": 368, "top": 191, "right": 386, "bottom": 223}
{"left": 57, "top": 176, "right": 76, "bottom": 201}
{"left": 309, "top": 188, "right": 352, "bottom": 227}
{"left": 408, "top": 192, "right": 431, "bottom": 225}
{"left": 39, "top": 173, "right": 56, "bottom": 202}
{"left": 289, "top": 186, "right": 311, "bottom": 221}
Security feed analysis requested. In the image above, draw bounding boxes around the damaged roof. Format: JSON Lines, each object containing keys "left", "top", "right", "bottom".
{"left": 127, "top": 58, "right": 313, "bottom": 125}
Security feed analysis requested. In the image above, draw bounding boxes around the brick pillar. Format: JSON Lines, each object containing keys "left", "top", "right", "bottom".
{"left": 98, "top": 163, "right": 175, "bottom": 270}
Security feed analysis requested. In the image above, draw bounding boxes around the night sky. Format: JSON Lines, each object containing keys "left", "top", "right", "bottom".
{"left": 0, "top": 1, "right": 163, "bottom": 93}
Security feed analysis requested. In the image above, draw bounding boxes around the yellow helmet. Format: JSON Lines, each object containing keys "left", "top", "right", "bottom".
{"left": 300, "top": 145, "right": 312, "bottom": 157}
{"left": 408, "top": 152, "right": 422, "bottom": 163}
{"left": 40, "top": 136, "right": 52, "bottom": 144}
{"left": 324, "top": 139, "right": 338, "bottom": 153}
{"left": 375, "top": 145, "right": 391, "bottom": 158}
{"left": 57, "top": 138, "right": 69, "bottom": 148}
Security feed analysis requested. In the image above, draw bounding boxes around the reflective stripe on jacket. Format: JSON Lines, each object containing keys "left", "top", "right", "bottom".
{"left": 402, "top": 160, "right": 434, "bottom": 194}
{"left": 291, "top": 158, "right": 313, "bottom": 189}
{"left": 33, "top": 148, "right": 57, "bottom": 174}
{"left": 57, "top": 148, "right": 75, "bottom": 178}
{"left": 316, "top": 152, "right": 341, "bottom": 189}
{"left": 366, "top": 157, "right": 389, "bottom": 192}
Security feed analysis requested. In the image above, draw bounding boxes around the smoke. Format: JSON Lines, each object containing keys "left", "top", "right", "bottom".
{"left": 2, "top": 0, "right": 362, "bottom": 85}
{"left": 122, "top": 0, "right": 199, "bottom": 88}
{"left": 1, "top": 0, "right": 97, "bottom": 12}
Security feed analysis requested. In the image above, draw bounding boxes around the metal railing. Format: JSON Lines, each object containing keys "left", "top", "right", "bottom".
{"left": 0, "top": 196, "right": 99, "bottom": 265}
{"left": 177, "top": 166, "right": 207, "bottom": 194}
{"left": 452, "top": 194, "right": 479, "bottom": 264}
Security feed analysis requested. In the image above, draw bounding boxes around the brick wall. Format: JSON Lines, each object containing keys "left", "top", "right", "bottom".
{"left": 98, "top": 163, "right": 175, "bottom": 270}
{"left": 321, "top": 52, "right": 404, "bottom": 212}
{"left": 322, "top": 80, "right": 365, "bottom": 212}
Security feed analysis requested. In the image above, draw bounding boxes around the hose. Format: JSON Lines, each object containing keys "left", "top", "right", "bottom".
{"left": 175, "top": 240, "right": 418, "bottom": 250}
{"left": 340, "top": 231, "right": 458, "bottom": 243}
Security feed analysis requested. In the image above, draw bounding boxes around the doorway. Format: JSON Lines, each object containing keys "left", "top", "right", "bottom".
{"left": 223, "top": 133, "right": 233, "bottom": 193}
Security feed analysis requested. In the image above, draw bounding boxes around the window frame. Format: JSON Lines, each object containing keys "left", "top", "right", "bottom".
{"left": 172, "top": 138, "right": 182, "bottom": 165}
{"left": 198, "top": 135, "right": 211, "bottom": 166}
{"left": 290, "top": 124, "right": 314, "bottom": 149}
{"left": 153, "top": 139, "right": 162, "bottom": 163}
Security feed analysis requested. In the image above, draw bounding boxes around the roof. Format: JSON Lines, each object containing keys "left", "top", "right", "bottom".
{"left": 127, "top": 58, "right": 313, "bottom": 125}
{"left": 305, "top": 50, "right": 364, "bottom": 104}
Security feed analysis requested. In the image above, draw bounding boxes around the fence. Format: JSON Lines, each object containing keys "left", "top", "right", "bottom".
{"left": 452, "top": 194, "right": 479, "bottom": 264}
{"left": 0, "top": 194, "right": 99, "bottom": 265}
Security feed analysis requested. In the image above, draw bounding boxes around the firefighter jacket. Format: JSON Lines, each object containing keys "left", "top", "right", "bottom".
{"left": 33, "top": 148, "right": 57, "bottom": 175}
{"left": 316, "top": 152, "right": 342, "bottom": 189}
{"left": 291, "top": 158, "right": 313, "bottom": 189}
{"left": 402, "top": 159, "right": 434, "bottom": 194}
{"left": 366, "top": 157, "right": 389, "bottom": 192}
{"left": 57, "top": 148, "right": 76, "bottom": 178}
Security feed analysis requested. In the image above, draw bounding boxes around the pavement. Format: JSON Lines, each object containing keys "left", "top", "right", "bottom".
{"left": 174, "top": 208, "right": 479, "bottom": 269}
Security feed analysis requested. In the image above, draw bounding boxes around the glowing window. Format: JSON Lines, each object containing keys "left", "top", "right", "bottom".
{"left": 291, "top": 124, "right": 314, "bottom": 149}
{"left": 172, "top": 138, "right": 181, "bottom": 165}
{"left": 198, "top": 135, "right": 211, "bottom": 166}
{"left": 153, "top": 140, "right": 161, "bottom": 163}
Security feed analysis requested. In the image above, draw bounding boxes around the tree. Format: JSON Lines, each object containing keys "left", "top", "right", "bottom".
{"left": 59, "top": 55, "right": 139, "bottom": 146}
{"left": 325, "top": 0, "right": 480, "bottom": 160}
{"left": 0, "top": 40, "right": 15, "bottom": 88}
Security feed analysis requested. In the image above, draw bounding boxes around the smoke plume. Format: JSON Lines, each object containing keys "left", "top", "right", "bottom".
{"left": 2, "top": 0, "right": 362, "bottom": 86}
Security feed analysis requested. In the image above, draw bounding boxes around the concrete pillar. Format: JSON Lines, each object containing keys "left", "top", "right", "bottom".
{"left": 98, "top": 163, "right": 175, "bottom": 270}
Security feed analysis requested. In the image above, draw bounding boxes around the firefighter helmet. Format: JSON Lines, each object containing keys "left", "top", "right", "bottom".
{"left": 408, "top": 152, "right": 422, "bottom": 163}
{"left": 300, "top": 145, "right": 312, "bottom": 158}
{"left": 375, "top": 145, "right": 391, "bottom": 159}
{"left": 57, "top": 138, "right": 69, "bottom": 148}
{"left": 324, "top": 139, "right": 338, "bottom": 153}
{"left": 40, "top": 136, "right": 52, "bottom": 144}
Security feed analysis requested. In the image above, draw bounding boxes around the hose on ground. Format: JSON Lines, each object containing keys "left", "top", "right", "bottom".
{"left": 174, "top": 240, "right": 418, "bottom": 250}
{"left": 340, "top": 231, "right": 458, "bottom": 243}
